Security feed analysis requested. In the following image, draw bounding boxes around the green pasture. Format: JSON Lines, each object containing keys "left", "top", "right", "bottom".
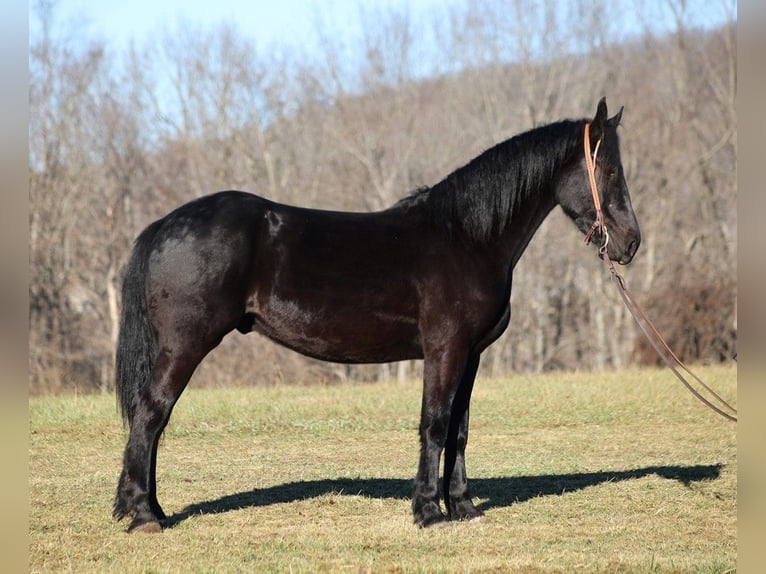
{"left": 30, "top": 365, "right": 736, "bottom": 573}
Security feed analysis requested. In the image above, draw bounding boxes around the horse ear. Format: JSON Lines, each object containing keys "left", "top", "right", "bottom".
{"left": 591, "top": 97, "right": 608, "bottom": 143}
{"left": 608, "top": 106, "right": 624, "bottom": 128}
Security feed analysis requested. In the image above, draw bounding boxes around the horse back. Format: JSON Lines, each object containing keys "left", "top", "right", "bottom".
{"left": 142, "top": 191, "right": 428, "bottom": 362}
{"left": 138, "top": 190, "right": 510, "bottom": 364}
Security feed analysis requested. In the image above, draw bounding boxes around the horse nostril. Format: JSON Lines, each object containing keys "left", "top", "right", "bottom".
{"left": 628, "top": 238, "right": 639, "bottom": 258}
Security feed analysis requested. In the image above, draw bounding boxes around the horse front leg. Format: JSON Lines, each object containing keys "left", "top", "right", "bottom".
{"left": 412, "top": 346, "right": 470, "bottom": 528}
{"left": 443, "top": 353, "right": 485, "bottom": 522}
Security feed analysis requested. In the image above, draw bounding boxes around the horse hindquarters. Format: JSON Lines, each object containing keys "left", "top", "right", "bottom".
{"left": 114, "top": 213, "right": 252, "bottom": 532}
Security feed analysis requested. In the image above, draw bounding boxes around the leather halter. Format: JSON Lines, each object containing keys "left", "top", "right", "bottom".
{"left": 583, "top": 123, "right": 737, "bottom": 422}
{"left": 583, "top": 122, "right": 606, "bottom": 250}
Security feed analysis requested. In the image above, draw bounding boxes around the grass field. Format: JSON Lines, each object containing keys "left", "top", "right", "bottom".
{"left": 29, "top": 365, "right": 736, "bottom": 573}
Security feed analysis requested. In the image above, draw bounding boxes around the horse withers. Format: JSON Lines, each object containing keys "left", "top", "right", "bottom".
{"left": 113, "top": 98, "right": 640, "bottom": 532}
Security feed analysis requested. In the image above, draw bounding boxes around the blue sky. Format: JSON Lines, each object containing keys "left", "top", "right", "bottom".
{"left": 33, "top": 0, "right": 735, "bottom": 58}
{"left": 32, "top": 0, "right": 448, "bottom": 54}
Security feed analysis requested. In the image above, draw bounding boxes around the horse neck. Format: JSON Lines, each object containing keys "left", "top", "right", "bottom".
{"left": 498, "top": 182, "right": 559, "bottom": 271}
{"left": 447, "top": 119, "right": 584, "bottom": 268}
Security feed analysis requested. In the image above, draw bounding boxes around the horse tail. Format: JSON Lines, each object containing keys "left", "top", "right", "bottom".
{"left": 114, "top": 221, "right": 162, "bottom": 428}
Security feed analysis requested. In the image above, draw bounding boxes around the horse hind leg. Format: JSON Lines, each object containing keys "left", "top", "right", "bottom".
{"left": 114, "top": 344, "right": 210, "bottom": 533}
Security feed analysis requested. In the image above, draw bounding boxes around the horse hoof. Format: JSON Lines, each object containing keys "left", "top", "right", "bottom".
{"left": 423, "top": 518, "right": 450, "bottom": 529}
{"left": 418, "top": 512, "right": 450, "bottom": 529}
{"left": 468, "top": 514, "right": 490, "bottom": 524}
{"left": 129, "top": 520, "right": 163, "bottom": 534}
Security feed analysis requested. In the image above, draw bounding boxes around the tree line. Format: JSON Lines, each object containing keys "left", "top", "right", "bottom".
{"left": 29, "top": 0, "right": 737, "bottom": 393}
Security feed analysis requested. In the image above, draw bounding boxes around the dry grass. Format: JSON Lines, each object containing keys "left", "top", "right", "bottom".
{"left": 29, "top": 365, "right": 736, "bottom": 573}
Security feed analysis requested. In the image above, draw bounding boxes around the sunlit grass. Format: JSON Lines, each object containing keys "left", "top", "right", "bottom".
{"left": 30, "top": 364, "right": 736, "bottom": 573}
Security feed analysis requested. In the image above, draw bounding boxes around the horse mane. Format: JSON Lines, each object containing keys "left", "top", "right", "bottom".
{"left": 396, "top": 118, "right": 586, "bottom": 243}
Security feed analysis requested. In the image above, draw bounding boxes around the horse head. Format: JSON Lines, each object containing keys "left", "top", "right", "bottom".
{"left": 557, "top": 98, "right": 641, "bottom": 265}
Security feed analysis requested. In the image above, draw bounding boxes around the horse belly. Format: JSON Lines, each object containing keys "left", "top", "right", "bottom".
{"left": 247, "top": 295, "right": 423, "bottom": 363}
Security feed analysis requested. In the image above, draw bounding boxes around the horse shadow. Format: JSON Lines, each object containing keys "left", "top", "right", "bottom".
{"left": 163, "top": 463, "right": 723, "bottom": 528}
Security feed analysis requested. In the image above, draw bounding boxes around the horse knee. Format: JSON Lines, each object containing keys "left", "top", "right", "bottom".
{"left": 420, "top": 410, "right": 451, "bottom": 447}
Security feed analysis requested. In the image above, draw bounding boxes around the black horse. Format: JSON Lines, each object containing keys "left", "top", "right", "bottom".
{"left": 113, "top": 98, "right": 640, "bottom": 532}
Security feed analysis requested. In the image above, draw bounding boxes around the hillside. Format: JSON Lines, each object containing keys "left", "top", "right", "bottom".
{"left": 29, "top": 3, "right": 736, "bottom": 393}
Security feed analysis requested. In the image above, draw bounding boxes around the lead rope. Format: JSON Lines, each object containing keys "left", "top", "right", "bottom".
{"left": 583, "top": 123, "right": 737, "bottom": 422}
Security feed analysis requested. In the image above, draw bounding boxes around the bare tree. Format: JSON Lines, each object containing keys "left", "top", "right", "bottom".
{"left": 30, "top": 1, "right": 112, "bottom": 392}
{"left": 29, "top": 0, "right": 736, "bottom": 393}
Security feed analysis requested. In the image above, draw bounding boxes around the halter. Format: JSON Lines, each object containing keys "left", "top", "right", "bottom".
{"left": 582, "top": 122, "right": 736, "bottom": 423}
{"left": 582, "top": 122, "right": 608, "bottom": 253}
